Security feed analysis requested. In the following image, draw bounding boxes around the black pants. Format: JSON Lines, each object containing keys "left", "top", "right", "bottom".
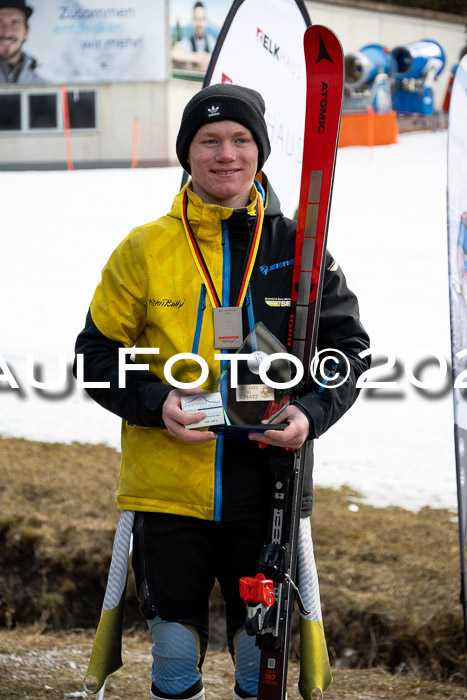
{"left": 132, "top": 512, "right": 267, "bottom": 696}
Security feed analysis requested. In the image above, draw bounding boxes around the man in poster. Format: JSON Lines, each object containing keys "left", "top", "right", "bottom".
{"left": 171, "top": 1, "right": 215, "bottom": 73}
{"left": 0, "top": 0, "right": 43, "bottom": 83}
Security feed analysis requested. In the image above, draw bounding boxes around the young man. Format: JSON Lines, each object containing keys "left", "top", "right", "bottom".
{"left": 0, "top": 1, "right": 42, "bottom": 84}
{"left": 75, "top": 83, "right": 370, "bottom": 699}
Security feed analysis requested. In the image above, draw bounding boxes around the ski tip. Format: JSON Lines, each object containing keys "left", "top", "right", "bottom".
{"left": 304, "top": 25, "right": 343, "bottom": 58}
{"left": 299, "top": 685, "right": 324, "bottom": 700}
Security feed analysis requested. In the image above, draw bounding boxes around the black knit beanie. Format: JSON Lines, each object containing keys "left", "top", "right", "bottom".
{"left": 0, "top": 0, "right": 33, "bottom": 20}
{"left": 176, "top": 83, "right": 271, "bottom": 175}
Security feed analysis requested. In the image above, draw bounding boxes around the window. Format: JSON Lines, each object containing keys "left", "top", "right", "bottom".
{"left": 28, "top": 94, "right": 57, "bottom": 129}
{"left": 0, "top": 93, "right": 21, "bottom": 130}
{"left": 66, "top": 90, "right": 96, "bottom": 129}
{"left": 0, "top": 88, "right": 97, "bottom": 132}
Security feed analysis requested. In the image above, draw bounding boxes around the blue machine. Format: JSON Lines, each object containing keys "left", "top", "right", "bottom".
{"left": 391, "top": 39, "right": 446, "bottom": 115}
{"left": 343, "top": 44, "right": 395, "bottom": 113}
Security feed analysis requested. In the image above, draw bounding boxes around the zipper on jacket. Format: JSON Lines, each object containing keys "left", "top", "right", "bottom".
{"left": 213, "top": 221, "right": 231, "bottom": 521}
{"left": 192, "top": 284, "right": 207, "bottom": 354}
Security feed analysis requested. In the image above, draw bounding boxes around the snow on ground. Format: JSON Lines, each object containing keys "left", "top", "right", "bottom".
{"left": 0, "top": 130, "right": 457, "bottom": 511}
{"left": 315, "top": 130, "right": 455, "bottom": 511}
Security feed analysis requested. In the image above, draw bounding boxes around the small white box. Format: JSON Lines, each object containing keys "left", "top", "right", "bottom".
{"left": 181, "top": 392, "right": 225, "bottom": 429}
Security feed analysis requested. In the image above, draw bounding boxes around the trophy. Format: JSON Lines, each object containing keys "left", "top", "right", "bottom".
{"left": 214, "top": 322, "right": 294, "bottom": 434}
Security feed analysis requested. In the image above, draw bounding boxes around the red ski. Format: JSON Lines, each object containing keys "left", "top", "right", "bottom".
{"left": 288, "top": 25, "right": 344, "bottom": 373}
{"left": 240, "top": 25, "right": 343, "bottom": 700}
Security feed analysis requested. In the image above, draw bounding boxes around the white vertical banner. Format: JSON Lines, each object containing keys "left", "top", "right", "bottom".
{"left": 204, "top": 0, "right": 311, "bottom": 218}
{"left": 447, "top": 54, "right": 467, "bottom": 433}
{"left": 447, "top": 53, "right": 467, "bottom": 652}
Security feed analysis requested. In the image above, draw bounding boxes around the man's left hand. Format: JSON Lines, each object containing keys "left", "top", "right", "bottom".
{"left": 248, "top": 404, "right": 309, "bottom": 450}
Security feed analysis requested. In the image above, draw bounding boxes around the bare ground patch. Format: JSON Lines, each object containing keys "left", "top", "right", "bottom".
{"left": 0, "top": 627, "right": 466, "bottom": 700}
{"left": 0, "top": 435, "right": 466, "bottom": 694}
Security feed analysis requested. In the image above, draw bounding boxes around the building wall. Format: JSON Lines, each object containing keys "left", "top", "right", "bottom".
{"left": 167, "top": 79, "right": 199, "bottom": 165}
{"left": 0, "top": 1, "right": 465, "bottom": 170}
{"left": 101, "top": 82, "right": 168, "bottom": 165}
{"left": 0, "top": 81, "right": 172, "bottom": 168}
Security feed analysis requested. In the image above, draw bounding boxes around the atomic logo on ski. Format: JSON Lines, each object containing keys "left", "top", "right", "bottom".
{"left": 319, "top": 82, "right": 329, "bottom": 133}
{"left": 315, "top": 34, "right": 334, "bottom": 64}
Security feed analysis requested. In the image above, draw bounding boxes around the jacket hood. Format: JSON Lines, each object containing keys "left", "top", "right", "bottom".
{"left": 255, "top": 172, "right": 283, "bottom": 218}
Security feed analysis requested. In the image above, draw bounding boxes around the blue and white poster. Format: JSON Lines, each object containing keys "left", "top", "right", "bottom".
{"left": 5, "top": 0, "right": 167, "bottom": 84}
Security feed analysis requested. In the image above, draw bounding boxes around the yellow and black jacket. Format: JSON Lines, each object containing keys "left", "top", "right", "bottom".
{"left": 74, "top": 176, "right": 370, "bottom": 521}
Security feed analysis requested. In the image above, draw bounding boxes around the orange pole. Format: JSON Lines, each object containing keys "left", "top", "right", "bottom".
{"left": 131, "top": 117, "right": 139, "bottom": 168}
{"left": 367, "top": 105, "right": 375, "bottom": 149}
{"left": 61, "top": 84, "right": 73, "bottom": 171}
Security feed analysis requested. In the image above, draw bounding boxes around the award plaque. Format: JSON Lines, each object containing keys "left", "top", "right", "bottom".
{"left": 214, "top": 322, "right": 293, "bottom": 434}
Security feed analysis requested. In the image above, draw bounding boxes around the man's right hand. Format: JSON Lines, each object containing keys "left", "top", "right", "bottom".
{"left": 162, "top": 388, "right": 218, "bottom": 443}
